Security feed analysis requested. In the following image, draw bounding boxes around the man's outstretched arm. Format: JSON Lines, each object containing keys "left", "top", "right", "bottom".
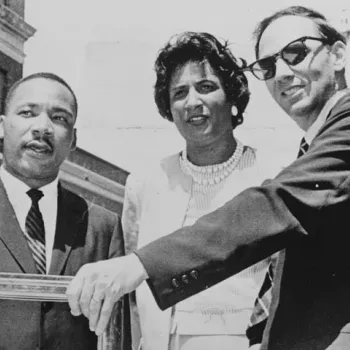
{"left": 67, "top": 101, "right": 350, "bottom": 334}
{"left": 136, "top": 102, "right": 350, "bottom": 310}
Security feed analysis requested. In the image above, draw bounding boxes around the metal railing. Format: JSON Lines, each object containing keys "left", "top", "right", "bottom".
{"left": 0, "top": 272, "right": 122, "bottom": 350}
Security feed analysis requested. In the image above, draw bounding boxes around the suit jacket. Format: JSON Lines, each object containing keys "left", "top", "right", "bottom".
{"left": 0, "top": 180, "right": 127, "bottom": 350}
{"left": 137, "top": 92, "right": 350, "bottom": 350}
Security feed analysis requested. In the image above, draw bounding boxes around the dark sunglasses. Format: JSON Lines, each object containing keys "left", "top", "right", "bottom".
{"left": 245, "top": 36, "right": 330, "bottom": 81}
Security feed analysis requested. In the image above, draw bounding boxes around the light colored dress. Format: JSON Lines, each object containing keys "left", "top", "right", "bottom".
{"left": 122, "top": 140, "right": 278, "bottom": 350}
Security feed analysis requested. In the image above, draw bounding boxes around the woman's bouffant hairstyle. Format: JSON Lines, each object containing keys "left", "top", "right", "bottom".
{"left": 154, "top": 31, "right": 250, "bottom": 129}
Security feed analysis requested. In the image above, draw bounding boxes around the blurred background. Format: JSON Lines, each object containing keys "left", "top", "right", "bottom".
{"left": 3, "top": 0, "right": 350, "bottom": 173}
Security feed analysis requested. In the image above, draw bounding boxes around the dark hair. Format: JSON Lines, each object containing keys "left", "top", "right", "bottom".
{"left": 154, "top": 31, "right": 250, "bottom": 129}
{"left": 254, "top": 6, "right": 347, "bottom": 58}
{"left": 4, "top": 72, "right": 78, "bottom": 118}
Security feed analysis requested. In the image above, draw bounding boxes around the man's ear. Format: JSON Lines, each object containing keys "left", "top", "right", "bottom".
{"left": 70, "top": 128, "right": 77, "bottom": 151}
{"left": 0, "top": 115, "right": 5, "bottom": 141}
{"left": 330, "top": 40, "right": 347, "bottom": 72}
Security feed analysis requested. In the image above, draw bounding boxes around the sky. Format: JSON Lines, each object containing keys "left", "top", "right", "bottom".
{"left": 22, "top": 0, "right": 350, "bottom": 171}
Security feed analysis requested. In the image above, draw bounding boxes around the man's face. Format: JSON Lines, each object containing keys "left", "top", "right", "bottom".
{"left": 0, "top": 78, "right": 77, "bottom": 187}
{"left": 258, "top": 16, "right": 345, "bottom": 131}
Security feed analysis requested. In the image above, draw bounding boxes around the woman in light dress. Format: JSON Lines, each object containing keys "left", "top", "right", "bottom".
{"left": 122, "top": 31, "right": 273, "bottom": 350}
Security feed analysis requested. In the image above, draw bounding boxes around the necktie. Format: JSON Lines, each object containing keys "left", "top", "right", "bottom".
{"left": 25, "top": 189, "right": 46, "bottom": 274}
{"left": 297, "top": 137, "right": 309, "bottom": 158}
{"left": 246, "top": 137, "right": 309, "bottom": 345}
{"left": 246, "top": 259, "right": 275, "bottom": 345}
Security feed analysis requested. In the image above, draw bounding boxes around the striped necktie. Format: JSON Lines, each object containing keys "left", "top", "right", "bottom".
{"left": 246, "top": 257, "right": 275, "bottom": 345}
{"left": 297, "top": 137, "right": 309, "bottom": 158}
{"left": 246, "top": 137, "right": 310, "bottom": 345}
{"left": 25, "top": 189, "right": 46, "bottom": 274}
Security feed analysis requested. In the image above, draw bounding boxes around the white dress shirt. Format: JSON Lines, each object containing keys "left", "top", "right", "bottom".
{"left": 0, "top": 166, "right": 58, "bottom": 273}
{"left": 304, "top": 89, "right": 349, "bottom": 144}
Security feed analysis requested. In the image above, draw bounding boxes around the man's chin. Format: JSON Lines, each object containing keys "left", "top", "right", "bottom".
{"left": 20, "top": 161, "right": 59, "bottom": 181}
{"left": 289, "top": 107, "right": 316, "bottom": 131}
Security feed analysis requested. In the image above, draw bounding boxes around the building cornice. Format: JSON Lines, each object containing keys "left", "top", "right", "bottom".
{"left": 0, "top": 29, "right": 25, "bottom": 63}
{"left": 0, "top": 4, "right": 36, "bottom": 63}
{"left": 0, "top": 4, "right": 36, "bottom": 41}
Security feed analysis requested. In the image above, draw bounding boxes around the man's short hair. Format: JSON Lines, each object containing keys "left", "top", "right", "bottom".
{"left": 253, "top": 6, "right": 347, "bottom": 59}
{"left": 4, "top": 72, "right": 78, "bottom": 118}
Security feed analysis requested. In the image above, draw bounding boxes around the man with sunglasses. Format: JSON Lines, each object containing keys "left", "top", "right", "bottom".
{"left": 67, "top": 6, "right": 350, "bottom": 350}
{"left": 244, "top": 6, "right": 349, "bottom": 349}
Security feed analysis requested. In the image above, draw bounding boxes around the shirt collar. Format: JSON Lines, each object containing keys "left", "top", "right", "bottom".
{"left": 0, "top": 166, "right": 59, "bottom": 199}
{"left": 304, "top": 89, "right": 349, "bottom": 145}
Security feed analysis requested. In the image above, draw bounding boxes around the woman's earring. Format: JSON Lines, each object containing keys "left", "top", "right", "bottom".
{"left": 231, "top": 105, "right": 238, "bottom": 116}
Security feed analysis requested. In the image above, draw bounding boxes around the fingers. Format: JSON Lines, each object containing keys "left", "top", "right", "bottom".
{"left": 79, "top": 275, "right": 98, "bottom": 318}
{"left": 89, "top": 283, "right": 115, "bottom": 334}
{"left": 66, "top": 256, "right": 141, "bottom": 335}
{"left": 94, "top": 295, "right": 116, "bottom": 336}
{"left": 88, "top": 291, "right": 105, "bottom": 332}
{"left": 93, "top": 280, "right": 123, "bottom": 335}
{"left": 66, "top": 268, "right": 85, "bottom": 316}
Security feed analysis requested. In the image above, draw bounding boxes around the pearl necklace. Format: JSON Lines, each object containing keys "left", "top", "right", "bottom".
{"left": 180, "top": 140, "right": 244, "bottom": 186}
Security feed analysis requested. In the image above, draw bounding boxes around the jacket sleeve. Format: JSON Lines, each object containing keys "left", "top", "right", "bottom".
{"left": 136, "top": 103, "right": 350, "bottom": 311}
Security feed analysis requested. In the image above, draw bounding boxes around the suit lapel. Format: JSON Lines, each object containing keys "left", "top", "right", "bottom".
{"left": 0, "top": 180, "right": 37, "bottom": 273}
{"left": 48, "top": 185, "right": 79, "bottom": 275}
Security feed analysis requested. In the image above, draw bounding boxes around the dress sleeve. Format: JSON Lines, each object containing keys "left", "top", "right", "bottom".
{"left": 122, "top": 173, "right": 143, "bottom": 255}
{"left": 121, "top": 173, "right": 144, "bottom": 350}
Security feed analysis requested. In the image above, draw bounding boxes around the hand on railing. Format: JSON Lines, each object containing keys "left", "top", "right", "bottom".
{"left": 0, "top": 272, "right": 123, "bottom": 350}
{"left": 66, "top": 253, "right": 148, "bottom": 336}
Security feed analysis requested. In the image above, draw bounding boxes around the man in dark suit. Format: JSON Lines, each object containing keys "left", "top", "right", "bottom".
{"left": 0, "top": 72, "right": 126, "bottom": 349}
{"left": 67, "top": 6, "right": 350, "bottom": 350}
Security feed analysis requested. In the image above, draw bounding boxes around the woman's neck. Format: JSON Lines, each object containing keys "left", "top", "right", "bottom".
{"left": 186, "top": 132, "right": 236, "bottom": 166}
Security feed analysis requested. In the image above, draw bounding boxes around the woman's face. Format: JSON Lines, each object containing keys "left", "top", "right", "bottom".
{"left": 169, "top": 60, "right": 233, "bottom": 148}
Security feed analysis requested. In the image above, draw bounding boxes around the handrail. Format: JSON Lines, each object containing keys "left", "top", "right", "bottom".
{"left": 0, "top": 272, "right": 120, "bottom": 350}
